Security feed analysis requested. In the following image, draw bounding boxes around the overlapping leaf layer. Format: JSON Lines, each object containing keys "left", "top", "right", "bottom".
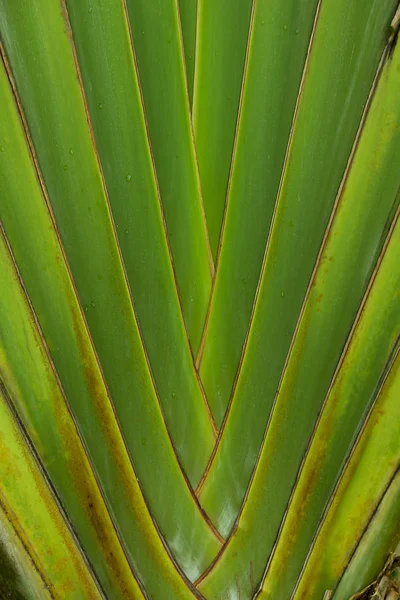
{"left": 0, "top": 1, "right": 399, "bottom": 599}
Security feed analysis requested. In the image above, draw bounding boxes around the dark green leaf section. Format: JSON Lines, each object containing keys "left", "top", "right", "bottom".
{"left": 0, "top": 2, "right": 220, "bottom": 585}
{"left": 125, "top": 0, "right": 213, "bottom": 354}
{"left": 64, "top": 0, "right": 216, "bottom": 484}
{"left": 192, "top": 0, "right": 253, "bottom": 258}
{"left": 198, "top": 0, "right": 320, "bottom": 427}
{"left": 0, "top": 502, "right": 51, "bottom": 600}
{"left": 333, "top": 471, "right": 400, "bottom": 600}
{"left": 292, "top": 345, "right": 400, "bottom": 600}
{"left": 198, "top": 0, "right": 397, "bottom": 539}
{"left": 178, "top": 0, "right": 197, "bottom": 106}
{"left": 258, "top": 40, "right": 400, "bottom": 599}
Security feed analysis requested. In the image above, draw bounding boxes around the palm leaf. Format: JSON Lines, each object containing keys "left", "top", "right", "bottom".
{"left": 0, "top": 1, "right": 399, "bottom": 599}
{"left": 0, "top": 383, "right": 102, "bottom": 598}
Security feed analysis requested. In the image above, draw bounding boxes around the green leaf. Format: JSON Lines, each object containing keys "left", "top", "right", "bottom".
{"left": 0, "top": 5, "right": 220, "bottom": 586}
{"left": 292, "top": 344, "right": 400, "bottom": 599}
{"left": 0, "top": 220, "right": 198, "bottom": 598}
{"left": 258, "top": 216, "right": 400, "bottom": 597}
{"left": 257, "top": 35, "right": 400, "bottom": 599}
{"left": 178, "top": 0, "right": 197, "bottom": 106}
{"left": 0, "top": 229, "right": 144, "bottom": 598}
{"left": 193, "top": 0, "right": 253, "bottom": 258}
{"left": 125, "top": 0, "right": 213, "bottom": 353}
{"left": 197, "top": 0, "right": 398, "bottom": 543}
{"left": 64, "top": 0, "right": 218, "bottom": 477}
{"left": 0, "top": 387, "right": 102, "bottom": 599}
{"left": 0, "top": 0, "right": 214, "bottom": 489}
{"left": 0, "top": 502, "right": 53, "bottom": 600}
{"left": 1, "top": 1, "right": 400, "bottom": 598}
{"left": 197, "top": 8, "right": 400, "bottom": 596}
{"left": 333, "top": 472, "right": 400, "bottom": 600}
{"left": 198, "top": 0, "right": 320, "bottom": 427}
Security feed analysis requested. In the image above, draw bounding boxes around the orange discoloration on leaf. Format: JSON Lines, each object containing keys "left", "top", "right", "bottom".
{"left": 0, "top": 390, "right": 101, "bottom": 599}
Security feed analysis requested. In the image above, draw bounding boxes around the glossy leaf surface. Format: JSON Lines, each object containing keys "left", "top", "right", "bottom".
{"left": 198, "top": 0, "right": 398, "bottom": 538}
{"left": 0, "top": 13, "right": 219, "bottom": 585}
{"left": 65, "top": 0, "right": 217, "bottom": 479}
{"left": 193, "top": 0, "right": 253, "bottom": 257}
{"left": 125, "top": 0, "right": 213, "bottom": 353}
{"left": 258, "top": 37, "right": 400, "bottom": 599}
{"left": 198, "top": 0, "right": 320, "bottom": 426}
{"left": 0, "top": 2, "right": 399, "bottom": 599}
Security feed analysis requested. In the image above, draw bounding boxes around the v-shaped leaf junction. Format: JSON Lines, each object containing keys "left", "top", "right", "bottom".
{"left": 0, "top": 1, "right": 400, "bottom": 599}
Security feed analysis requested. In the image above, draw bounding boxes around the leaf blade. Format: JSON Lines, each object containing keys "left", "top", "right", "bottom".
{"left": 178, "top": 0, "right": 197, "bottom": 106}
{"left": 0, "top": 229, "right": 145, "bottom": 599}
{"left": 292, "top": 346, "right": 400, "bottom": 600}
{"left": 332, "top": 472, "right": 400, "bottom": 600}
{"left": 198, "top": 0, "right": 321, "bottom": 426}
{"left": 0, "top": 4, "right": 220, "bottom": 585}
{"left": 64, "top": 0, "right": 217, "bottom": 485}
{"left": 257, "top": 39, "right": 400, "bottom": 599}
{"left": 198, "top": 5, "right": 400, "bottom": 595}
{"left": 193, "top": 0, "right": 253, "bottom": 258}
{"left": 0, "top": 501, "right": 53, "bottom": 600}
{"left": 197, "top": 0, "right": 398, "bottom": 540}
{"left": 125, "top": 0, "right": 213, "bottom": 353}
{"left": 0, "top": 387, "right": 102, "bottom": 599}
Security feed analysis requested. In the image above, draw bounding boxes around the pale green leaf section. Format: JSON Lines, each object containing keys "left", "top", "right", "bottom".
{"left": 0, "top": 226, "right": 144, "bottom": 598}
{"left": 257, "top": 211, "right": 400, "bottom": 597}
{"left": 333, "top": 470, "right": 400, "bottom": 600}
{"left": 292, "top": 346, "right": 400, "bottom": 599}
{"left": 0, "top": 502, "right": 52, "bottom": 600}
{"left": 0, "top": 388, "right": 102, "bottom": 599}
{"left": 0, "top": 221, "right": 196, "bottom": 599}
